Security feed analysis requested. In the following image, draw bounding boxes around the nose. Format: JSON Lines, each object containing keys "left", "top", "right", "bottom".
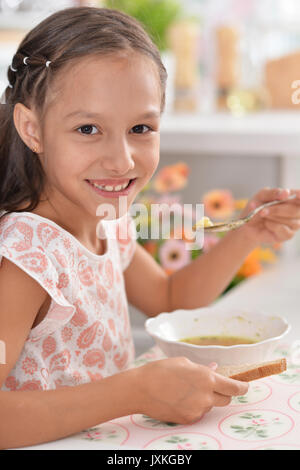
{"left": 101, "top": 136, "right": 135, "bottom": 175}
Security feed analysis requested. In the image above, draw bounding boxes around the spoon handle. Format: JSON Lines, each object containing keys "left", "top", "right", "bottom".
{"left": 202, "top": 193, "right": 297, "bottom": 233}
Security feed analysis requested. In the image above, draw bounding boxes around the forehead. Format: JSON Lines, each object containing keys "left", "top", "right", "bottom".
{"left": 46, "top": 51, "right": 161, "bottom": 117}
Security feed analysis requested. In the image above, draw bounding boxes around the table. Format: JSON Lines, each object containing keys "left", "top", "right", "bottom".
{"left": 15, "top": 259, "right": 300, "bottom": 450}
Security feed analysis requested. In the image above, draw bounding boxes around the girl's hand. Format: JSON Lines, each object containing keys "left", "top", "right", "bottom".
{"left": 238, "top": 188, "right": 300, "bottom": 245}
{"left": 133, "top": 357, "right": 248, "bottom": 424}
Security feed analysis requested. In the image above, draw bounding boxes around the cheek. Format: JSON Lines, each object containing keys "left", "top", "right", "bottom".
{"left": 44, "top": 154, "right": 84, "bottom": 190}
{"left": 139, "top": 138, "right": 160, "bottom": 177}
{"left": 149, "top": 150, "right": 160, "bottom": 180}
{"left": 42, "top": 129, "right": 92, "bottom": 177}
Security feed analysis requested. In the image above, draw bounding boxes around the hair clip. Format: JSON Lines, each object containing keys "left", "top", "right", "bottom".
{"left": 10, "top": 64, "right": 17, "bottom": 72}
{"left": 23, "top": 57, "right": 29, "bottom": 65}
{"left": 45, "top": 60, "right": 51, "bottom": 68}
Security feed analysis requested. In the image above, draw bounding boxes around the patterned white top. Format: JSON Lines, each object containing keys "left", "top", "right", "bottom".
{"left": 0, "top": 211, "right": 137, "bottom": 391}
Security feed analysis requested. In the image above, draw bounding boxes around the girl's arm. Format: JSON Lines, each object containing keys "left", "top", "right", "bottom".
{"left": 169, "top": 223, "right": 257, "bottom": 310}
{"left": 124, "top": 226, "right": 255, "bottom": 316}
{"left": 0, "top": 357, "right": 248, "bottom": 449}
{"left": 169, "top": 187, "right": 300, "bottom": 310}
{"left": 0, "top": 257, "right": 134, "bottom": 448}
{"left": 0, "top": 367, "right": 137, "bottom": 449}
{"left": 125, "top": 188, "right": 300, "bottom": 315}
{"left": 0, "top": 257, "right": 248, "bottom": 449}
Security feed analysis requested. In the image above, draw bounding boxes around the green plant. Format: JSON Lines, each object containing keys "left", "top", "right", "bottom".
{"left": 103, "top": 0, "right": 183, "bottom": 51}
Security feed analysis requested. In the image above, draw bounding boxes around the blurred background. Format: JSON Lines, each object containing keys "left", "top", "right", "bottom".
{"left": 2, "top": 0, "right": 300, "bottom": 354}
{"left": 2, "top": 0, "right": 300, "bottom": 200}
{"left": 3, "top": 0, "right": 300, "bottom": 112}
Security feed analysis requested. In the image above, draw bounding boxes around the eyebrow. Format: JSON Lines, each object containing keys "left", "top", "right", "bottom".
{"left": 64, "top": 110, "right": 161, "bottom": 120}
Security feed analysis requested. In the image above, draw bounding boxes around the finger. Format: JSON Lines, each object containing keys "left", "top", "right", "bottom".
{"left": 289, "top": 188, "right": 300, "bottom": 201}
{"left": 262, "top": 215, "right": 300, "bottom": 231}
{"left": 264, "top": 219, "right": 295, "bottom": 242}
{"left": 254, "top": 187, "right": 291, "bottom": 205}
{"left": 213, "top": 392, "right": 232, "bottom": 407}
{"left": 262, "top": 204, "right": 300, "bottom": 218}
{"left": 213, "top": 373, "right": 249, "bottom": 396}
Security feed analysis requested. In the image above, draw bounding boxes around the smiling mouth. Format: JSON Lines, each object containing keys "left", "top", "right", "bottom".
{"left": 86, "top": 178, "right": 136, "bottom": 193}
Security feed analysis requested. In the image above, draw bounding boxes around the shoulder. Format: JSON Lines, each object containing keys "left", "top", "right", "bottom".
{"left": 0, "top": 211, "right": 76, "bottom": 277}
{"left": 0, "top": 211, "right": 76, "bottom": 338}
{"left": 0, "top": 211, "right": 73, "bottom": 251}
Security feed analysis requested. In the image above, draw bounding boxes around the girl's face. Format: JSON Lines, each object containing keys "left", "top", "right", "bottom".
{"left": 39, "top": 51, "right": 162, "bottom": 221}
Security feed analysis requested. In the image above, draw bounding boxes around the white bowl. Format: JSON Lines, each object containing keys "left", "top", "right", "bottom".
{"left": 145, "top": 307, "right": 290, "bottom": 366}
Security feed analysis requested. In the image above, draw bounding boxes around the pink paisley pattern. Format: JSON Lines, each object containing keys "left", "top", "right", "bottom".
{"left": 0, "top": 212, "right": 136, "bottom": 391}
{"left": 113, "top": 351, "right": 129, "bottom": 370}
{"left": 4, "top": 376, "right": 19, "bottom": 391}
{"left": 52, "top": 249, "right": 68, "bottom": 268}
{"left": 104, "top": 259, "right": 114, "bottom": 289}
{"left": 49, "top": 349, "right": 71, "bottom": 373}
{"left": 71, "top": 300, "right": 88, "bottom": 327}
{"left": 19, "top": 380, "right": 43, "bottom": 391}
{"left": 42, "top": 336, "right": 57, "bottom": 360}
{"left": 97, "top": 284, "right": 108, "bottom": 304}
{"left": 11, "top": 221, "right": 34, "bottom": 251}
{"left": 37, "top": 223, "right": 60, "bottom": 247}
{"left": 57, "top": 272, "right": 69, "bottom": 289}
{"left": 103, "top": 330, "right": 113, "bottom": 352}
{"left": 77, "top": 321, "right": 103, "bottom": 349}
{"left": 108, "top": 318, "right": 116, "bottom": 336}
{"left": 61, "top": 326, "right": 72, "bottom": 343}
{"left": 22, "top": 357, "right": 38, "bottom": 375}
{"left": 17, "top": 250, "right": 48, "bottom": 273}
{"left": 78, "top": 259, "right": 94, "bottom": 286}
{"left": 82, "top": 349, "right": 105, "bottom": 368}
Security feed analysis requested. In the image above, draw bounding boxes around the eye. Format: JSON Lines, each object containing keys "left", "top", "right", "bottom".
{"left": 131, "top": 124, "right": 152, "bottom": 134}
{"left": 77, "top": 124, "right": 98, "bottom": 135}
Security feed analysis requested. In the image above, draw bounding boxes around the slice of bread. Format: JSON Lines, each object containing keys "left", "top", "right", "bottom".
{"left": 216, "top": 358, "right": 287, "bottom": 382}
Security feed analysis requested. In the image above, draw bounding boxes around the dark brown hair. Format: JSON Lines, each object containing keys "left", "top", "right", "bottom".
{"left": 0, "top": 6, "right": 167, "bottom": 222}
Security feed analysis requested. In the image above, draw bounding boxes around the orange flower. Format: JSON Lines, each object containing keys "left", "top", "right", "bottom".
{"left": 153, "top": 162, "right": 189, "bottom": 193}
{"left": 237, "top": 248, "right": 263, "bottom": 278}
{"left": 202, "top": 190, "right": 235, "bottom": 220}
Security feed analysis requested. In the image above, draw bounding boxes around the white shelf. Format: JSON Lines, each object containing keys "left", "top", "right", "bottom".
{"left": 160, "top": 111, "right": 300, "bottom": 156}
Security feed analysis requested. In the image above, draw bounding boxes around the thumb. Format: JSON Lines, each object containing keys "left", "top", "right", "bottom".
{"left": 208, "top": 362, "right": 218, "bottom": 371}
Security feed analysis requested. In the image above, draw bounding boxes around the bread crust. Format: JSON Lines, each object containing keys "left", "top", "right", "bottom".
{"left": 216, "top": 358, "right": 287, "bottom": 382}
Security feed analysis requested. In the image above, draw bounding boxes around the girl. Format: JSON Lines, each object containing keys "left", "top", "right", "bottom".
{"left": 0, "top": 6, "right": 300, "bottom": 449}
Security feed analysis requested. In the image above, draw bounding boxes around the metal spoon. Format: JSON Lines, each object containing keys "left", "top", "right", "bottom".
{"left": 194, "top": 194, "right": 297, "bottom": 233}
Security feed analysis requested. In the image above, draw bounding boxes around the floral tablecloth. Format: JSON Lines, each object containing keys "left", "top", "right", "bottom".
{"left": 20, "top": 342, "right": 300, "bottom": 450}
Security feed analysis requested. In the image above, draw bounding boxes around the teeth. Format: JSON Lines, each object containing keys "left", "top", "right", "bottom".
{"left": 89, "top": 181, "right": 130, "bottom": 191}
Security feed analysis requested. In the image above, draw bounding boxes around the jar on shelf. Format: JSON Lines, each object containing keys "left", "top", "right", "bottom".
{"left": 167, "top": 19, "right": 200, "bottom": 113}
{"left": 215, "top": 25, "right": 240, "bottom": 110}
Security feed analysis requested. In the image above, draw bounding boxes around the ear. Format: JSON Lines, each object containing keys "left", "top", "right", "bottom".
{"left": 13, "top": 103, "right": 43, "bottom": 153}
